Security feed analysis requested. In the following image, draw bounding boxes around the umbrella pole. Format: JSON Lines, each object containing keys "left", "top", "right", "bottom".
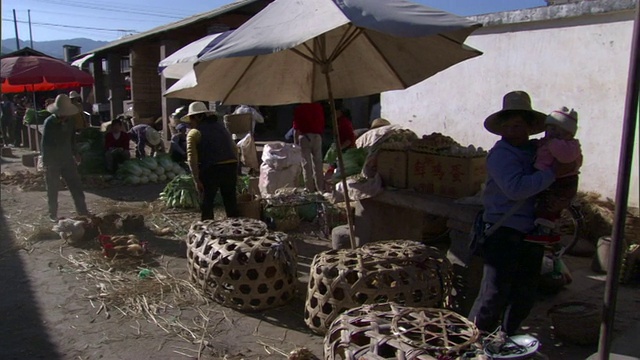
{"left": 597, "top": 0, "right": 640, "bottom": 357}
{"left": 322, "top": 69, "right": 357, "bottom": 249}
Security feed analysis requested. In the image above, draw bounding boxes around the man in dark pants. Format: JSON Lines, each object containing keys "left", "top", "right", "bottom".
{"left": 41, "top": 94, "right": 89, "bottom": 221}
{"left": 183, "top": 102, "right": 238, "bottom": 220}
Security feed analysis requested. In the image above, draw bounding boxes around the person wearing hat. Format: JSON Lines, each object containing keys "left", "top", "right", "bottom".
{"left": 127, "top": 124, "right": 162, "bottom": 158}
{"left": 104, "top": 117, "right": 131, "bottom": 173}
{"left": 41, "top": 94, "right": 90, "bottom": 221}
{"left": 370, "top": 118, "right": 391, "bottom": 129}
{"left": 170, "top": 122, "right": 189, "bottom": 168}
{"left": 468, "top": 91, "right": 575, "bottom": 337}
{"left": 528, "top": 107, "right": 582, "bottom": 241}
{"left": 183, "top": 101, "right": 239, "bottom": 220}
{"left": 68, "top": 91, "right": 87, "bottom": 131}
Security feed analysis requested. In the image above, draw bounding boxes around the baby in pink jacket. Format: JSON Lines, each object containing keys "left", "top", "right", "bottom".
{"left": 530, "top": 107, "right": 583, "bottom": 240}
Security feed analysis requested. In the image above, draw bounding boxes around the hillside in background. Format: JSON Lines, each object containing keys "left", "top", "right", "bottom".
{"left": 1, "top": 38, "right": 109, "bottom": 59}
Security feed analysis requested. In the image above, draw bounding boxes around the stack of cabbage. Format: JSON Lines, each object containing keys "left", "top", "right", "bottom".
{"left": 159, "top": 174, "right": 199, "bottom": 209}
{"left": 117, "top": 155, "right": 186, "bottom": 185}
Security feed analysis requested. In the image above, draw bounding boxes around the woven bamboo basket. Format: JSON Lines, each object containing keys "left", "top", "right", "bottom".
{"left": 186, "top": 218, "right": 297, "bottom": 311}
{"left": 223, "top": 113, "right": 252, "bottom": 135}
{"left": 548, "top": 301, "right": 600, "bottom": 345}
{"left": 187, "top": 218, "right": 267, "bottom": 244}
{"left": 324, "top": 302, "right": 479, "bottom": 360}
{"left": 304, "top": 240, "right": 453, "bottom": 334}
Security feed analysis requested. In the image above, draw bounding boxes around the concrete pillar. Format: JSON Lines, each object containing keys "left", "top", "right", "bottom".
{"left": 129, "top": 44, "right": 162, "bottom": 124}
{"left": 160, "top": 40, "right": 181, "bottom": 140}
{"left": 91, "top": 57, "right": 106, "bottom": 104}
{"left": 108, "top": 53, "right": 125, "bottom": 117}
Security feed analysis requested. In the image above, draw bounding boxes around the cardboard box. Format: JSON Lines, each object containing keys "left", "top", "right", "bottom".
{"left": 377, "top": 149, "right": 408, "bottom": 188}
{"left": 407, "top": 151, "right": 486, "bottom": 198}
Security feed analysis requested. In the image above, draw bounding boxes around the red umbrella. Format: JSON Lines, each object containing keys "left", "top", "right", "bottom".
{"left": 1, "top": 55, "right": 94, "bottom": 93}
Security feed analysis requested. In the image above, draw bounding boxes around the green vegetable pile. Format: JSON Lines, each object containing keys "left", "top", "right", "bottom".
{"left": 77, "top": 127, "right": 107, "bottom": 175}
{"left": 332, "top": 147, "right": 368, "bottom": 180}
{"left": 116, "top": 154, "right": 187, "bottom": 185}
{"left": 159, "top": 174, "right": 200, "bottom": 209}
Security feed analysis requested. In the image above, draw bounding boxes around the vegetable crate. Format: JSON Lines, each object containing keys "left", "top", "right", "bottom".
{"left": 376, "top": 149, "right": 408, "bottom": 189}
{"left": 407, "top": 150, "right": 486, "bottom": 198}
{"left": 304, "top": 240, "right": 452, "bottom": 334}
{"left": 324, "top": 303, "right": 479, "bottom": 360}
{"left": 186, "top": 218, "right": 298, "bottom": 311}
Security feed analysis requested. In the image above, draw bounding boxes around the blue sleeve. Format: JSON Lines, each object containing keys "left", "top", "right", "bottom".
{"left": 170, "top": 135, "right": 185, "bottom": 155}
{"left": 486, "top": 147, "right": 555, "bottom": 201}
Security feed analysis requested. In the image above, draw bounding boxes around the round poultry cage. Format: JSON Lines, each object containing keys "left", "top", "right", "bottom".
{"left": 304, "top": 240, "right": 452, "bottom": 334}
{"left": 186, "top": 218, "right": 297, "bottom": 311}
{"left": 324, "top": 302, "right": 479, "bottom": 360}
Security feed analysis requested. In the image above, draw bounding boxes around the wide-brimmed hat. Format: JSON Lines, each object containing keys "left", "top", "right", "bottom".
{"left": 145, "top": 127, "right": 161, "bottom": 146}
{"left": 46, "top": 94, "right": 79, "bottom": 117}
{"left": 68, "top": 90, "right": 81, "bottom": 99}
{"left": 546, "top": 106, "right": 578, "bottom": 136}
{"left": 484, "top": 91, "right": 546, "bottom": 135}
{"left": 181, "top": 101, "right": 213, "bottom": 122}
{"left": 371, "top": 118, "right": 391, "bottom": 129}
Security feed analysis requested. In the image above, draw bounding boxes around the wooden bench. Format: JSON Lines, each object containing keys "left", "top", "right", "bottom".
{"left": 354, "top": 189, "right": 480, "bottom": 245}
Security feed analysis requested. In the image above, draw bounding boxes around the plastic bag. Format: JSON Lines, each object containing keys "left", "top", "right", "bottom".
{"left": 258, "top": 162, "right": 302, "bottom": 196}
{"left": 324, "top": 144, "right": 337, "bottom": 164}
{"left": 334, "top": 173, "right": 383, "bottom": 201}
{"left": 261, "top": 142, "right": 302, "bottom": 170}
{"left": 237, "top": 134, "right": 259, "bottom": 171}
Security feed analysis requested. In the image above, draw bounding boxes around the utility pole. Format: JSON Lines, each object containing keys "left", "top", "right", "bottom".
{"left": 13, "top": 9, "right": 20, "bottom": 50}
{"left": 28, "top": 10, "right": 34, "bottom": 48}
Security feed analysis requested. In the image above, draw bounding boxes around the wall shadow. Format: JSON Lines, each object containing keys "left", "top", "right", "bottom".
{"left": 0, "top": 205, "right": 61, "bottom": 359}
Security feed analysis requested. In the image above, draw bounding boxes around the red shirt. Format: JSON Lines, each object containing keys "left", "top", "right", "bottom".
{"left": 337, "top": 115, "right": 355, "bottom": 148}
{"left": 105, "top": 131, "right": 131, "bottom": 150}
{"left": 293, "top": 103, "right": 324, "bottom": 134}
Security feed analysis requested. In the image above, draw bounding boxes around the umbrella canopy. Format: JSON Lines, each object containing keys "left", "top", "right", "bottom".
{"left": 166, "top": 0, "right": 482, "bottom": 248}
{"left": 1, "top": 55, "right": 94, "bottom": 93}
{"left": 165, "top": 0, "right": 482, "bottom": 105}
{"left": 158, "top": 31, "right": 232, "bottom": 80}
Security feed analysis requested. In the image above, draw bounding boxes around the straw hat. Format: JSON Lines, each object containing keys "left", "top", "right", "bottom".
{"left": 46, "top": 94, "right": 79, "bottom": 117}
{"left": 145, "top": 127, "right": 162, "bottom": 146}
{"left": 68, "top": 91, "right": 81, "bottom": 99}
{"left": 181, "top": 101, "right": 214, "bottom": 122}
{"left": 371, "top": 118, "right": 390, "bottom": 129}
{"left": 484, "top": 91, "right": 546, "bottom": 135}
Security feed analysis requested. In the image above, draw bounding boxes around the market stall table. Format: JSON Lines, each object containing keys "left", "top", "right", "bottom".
{"left": 354, "top": 189, "right": 480, "bottom": 248}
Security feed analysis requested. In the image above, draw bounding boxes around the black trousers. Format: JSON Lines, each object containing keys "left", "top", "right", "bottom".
{"left": 45, "top": 161, "right": 89, "bottom": 218}
{"left": 199, "top": 162, "right": 239, "bottom": 221}
{"left": 468, "top": 226, "right": 544, "bottom": 335}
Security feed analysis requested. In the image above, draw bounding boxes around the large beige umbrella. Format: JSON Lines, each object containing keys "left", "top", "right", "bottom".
{"left": 166, "top": 0, "right": 482, "bottom": 247}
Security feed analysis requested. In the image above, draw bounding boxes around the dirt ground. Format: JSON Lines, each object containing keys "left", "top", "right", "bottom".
{"left": 1, "top": 147, "right": 639, "bottom": 360}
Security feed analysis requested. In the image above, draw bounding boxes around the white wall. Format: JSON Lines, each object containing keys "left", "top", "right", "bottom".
{"left": 383, "top": 13, "right": 639, "bottom": 207}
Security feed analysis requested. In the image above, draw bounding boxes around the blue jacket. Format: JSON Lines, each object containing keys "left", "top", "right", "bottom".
{"left": 482, "top": 139, "right": 555, "bottom": 233}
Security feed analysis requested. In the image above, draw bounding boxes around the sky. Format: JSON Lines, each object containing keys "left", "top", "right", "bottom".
{"left": 1, "top": 0, "right": 547, "bottom": 42}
